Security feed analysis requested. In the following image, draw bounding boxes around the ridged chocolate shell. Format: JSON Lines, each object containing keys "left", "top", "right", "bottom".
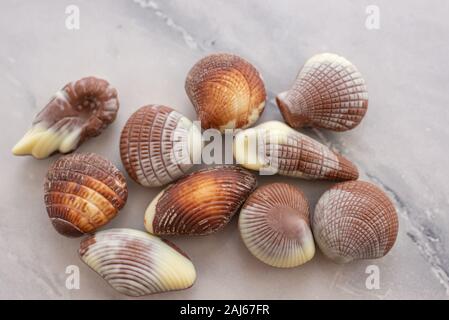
{"left": 239, "top": 183, "right": 315, "bottom": 268}
{"left": 79, "top": 228, "right": 196, "bottom": 297}
{"left": 144, "top": 166, "right": 257, "bottom": 236}
{"left": 13, "top": 77, "right": 119, "bottom": 159}
{"left": 185, "top": 53, "right": 266, "bottom": 132}
{"left": 120, "top": 105, "right": 202, "bottom": 187}
{"left": 276, "top": 53, "right": 368, "bottom": 131}
{"left": 312, "top": 181, "right": 399, "bottom": 263}
{"left": 233, "top": 121, "right": 358, "bottom": 181}
{"left": 44, "top": 153, "right": 128, "bottom": 237}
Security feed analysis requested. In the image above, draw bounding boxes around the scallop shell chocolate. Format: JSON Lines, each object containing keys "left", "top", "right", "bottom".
{"left": 185, "top": 53, "right": 266, "bottom": 132}
{"left": 13, "top": 77, "right": 119, "bottom": 159}
{"left": 79, "top": 228, "right": 196, "bottom": 297}
{"left": 312, "top": 181, "right": 399, "bottom": 263}
{"left": 44, "top": 152, "right": 128, "bottom": 237}
{"left": 276, "top": 53, "right": 368, "bottom": 131}
{"left": 120, "top": 105, "right": 202, "bottom": 187}
{"left": 239, "top": 183, "right": 315, "bottom": 268}
{"left": 233, "top": 121, "right": 358, "bottom": 181}
{"left": 144, "top": 166, "right": 257, "bottom": 236}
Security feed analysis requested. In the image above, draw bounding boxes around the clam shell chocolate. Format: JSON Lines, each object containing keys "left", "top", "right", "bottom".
{"left": 44, "top": 152, "right": 128, "bottom": 237}
{"left": 144, "top": 166, "right": 257, "bottom": 236}
{"left": 239, "top": 183, "right": 315, "bottom": 268}
{"left": 312, "top": 181, "right": 399, "bottom": 263}
{"left": 79, "top": 228, "right": 196, "bottom": 297}
{"left": 13, "top": 76, "right": 119, "bottom": 159}
{"left": 120, "top": 105, "right": 202, "bottom": 187}
{"left": 233, "top": 121, "right": 358, "bottom": 181}
{"left": 185, "top": 53, "right": 266, "bottom": 132}
{"left": 276, "top": 53, "right": 368, "bottom": 131}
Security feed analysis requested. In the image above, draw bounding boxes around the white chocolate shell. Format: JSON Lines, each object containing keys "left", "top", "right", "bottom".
{"left": 13, "top": 77, "right": 119, "bottom": 159}
{"left": 312, "top": 181, "right": 399, "bottom": 263}
{"left": 276, "top": 53, "right": 368, "bottom": 131}
{"left": 144, "top": 166, "right": 257, "bottom": 236}
{"left": 233, "top": 121, "right": 358, "bottom": 180}
{"left": 239, "top": 183, "right": 315, "bottom": 268}
{"left": 79, "top": 228, "right": 196, "bottom": 297}
{"left": 120, "top": 105, "right": 202, "bottom": 187}
{"left": 185, "top": 53, "right": 266, "bottom": 132}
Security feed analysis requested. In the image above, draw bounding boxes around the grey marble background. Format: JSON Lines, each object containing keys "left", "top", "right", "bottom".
{"left": 1, "top": 0, "right": 448, "bottom": 299}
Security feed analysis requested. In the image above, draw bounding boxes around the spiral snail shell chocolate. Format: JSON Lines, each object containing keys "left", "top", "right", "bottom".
{"left": 79, "top": 228, "right": 196, "bottom": 296}
{"left": 13, "top": 76, "right": 119, "bottom": 159}
{"left": 239, "top": 183, "right": 315, "bottom": 268}
{"left": 119, "top": 105, "right": 202, "bottom": 187}
{"left": 233, "top": 121, "right": 358, "bottom": 181}
{"left": 276, "top": 53, "right": 368, "bottom": 131}
{"left": 144, "top": 166, "right": 257, "bottom": 236}
{"left": 185, "top": 53, "right": 266, "bottom": 132}
{"left": 312, "top": 181, "right": 399, "bottom": 263}
{"left": 44, "top": 152, "right": 128, "bottom": 237}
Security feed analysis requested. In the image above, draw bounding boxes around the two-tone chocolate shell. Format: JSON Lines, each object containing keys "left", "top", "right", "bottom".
{"left": 120, "top": 105, "right": 202, "bottom": 187}
{"left": 233, "top": 121, "right": 358, "bottom": 180}
{"left": 185, "top": 53, "right": 266, "bottom": 132}
{"left": 239, "top": 183, "right": 315, "bottom": 268}
{"left": 44, "top": 153, "right": 128, "bottom": 237}
{"left": 312, "top": 181, "right": 398, "bottom": 263}
{"left": 144, "top": 166, "right": 257, "bottom": 236}
{"left": 13, "top": 77, "right": 119, "bottom": 159}
{"left": 79, "top": 228, "right": 196, "bottom": 296}
{"left": 276, "top": 53, "right": 368, "bottom": 131}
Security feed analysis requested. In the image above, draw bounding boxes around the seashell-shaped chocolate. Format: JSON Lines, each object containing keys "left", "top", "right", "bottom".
{"left": 185, "top": 53, "right": 266, "bottom": 133}
{"left": 239, "top": 183, "right": 315, "bottom": 268}
{"left": 13, "top": 77, "right": 119, "bottom": 159}
{"left": 120, "top": 105, "right": 202, "bottom": 187}
{"left": 233, "top": 121, "right": 358, "bottom": 181}
{"left": 276, "top": 53, "right": 368, "bottom": 131}
{"left": 79, "top": 228, "right": 196, "bottom": 297}
{"left": 144, "top": 166, "right": 257, "bottom": 236}
{"left": 44, "top": 153, "right": 128, "bottom": 237}
{"left": 312, "top": 181, "right": 399, "bottom": 263}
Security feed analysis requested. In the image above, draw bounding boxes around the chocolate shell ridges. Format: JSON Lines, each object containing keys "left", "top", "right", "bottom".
{"left": 79, "top": 228, "right": 196, "bottom": 297}
{"left": 44, "top": 153, "right": 128, "bottom": 237}
{"left": 312, "top": 181, "right": 399, "bottom": 263}
{"left": 276, "top": 53, "right": 368, "bottom": 131}
{"left": 233, "top": 121, "right": 358, "bottom": 181}
{"left": 13, "top": 76, "right": 119, "bottom": 159}
{"left": 185, "top": 53, "right": 266, "bottom": 132}
{"left": 239, "top": 183, "right": 315, "bottom": 268}
{"left": 120, "top": 105, "right": 202, "bottom": 187}
{"left": 145, "top": 166, "right": 257, "bottom": 236}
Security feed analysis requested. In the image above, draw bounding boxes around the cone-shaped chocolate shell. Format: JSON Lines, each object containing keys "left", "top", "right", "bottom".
{"left": 120, "top": 105, "right": 202, "bottom": 187}
{"left": 276, "top": 53, "right": 368, "bottom": 131}
{"left": 185, "top": 53, "right": 266, "bottom": 132}
{"left": 144, "top": 166, "right": 257, "bottom": 236}
{"left": 239, "top": 183, "right": 315, "bottom": 268}
{"left": 79, "top": 228, "right": 196, "bottom": 296}
{"left": 13, "top": 77, "right": 119, "bottom": 159}
{"left": 233, "top": 121, "right": 358, "bottom": 181}
{"left": 44, "top": 153, "right": 128, "bottom": 237}
{"left": 312, "top": 181, "right": 398, "bottom": 263}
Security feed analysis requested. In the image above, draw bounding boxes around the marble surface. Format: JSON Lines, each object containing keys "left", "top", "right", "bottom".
{"left": 1, "top": 0, "right": 448, "bottom": 299}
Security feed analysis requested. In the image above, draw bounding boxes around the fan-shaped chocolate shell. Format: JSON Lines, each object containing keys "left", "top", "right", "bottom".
{"left": 185, "top": 53, "right": 266, "bottom": 132}
{"left": 13, "top": 76, "right": 119, "bottom": 159}
{"left": 144, "top": 166, "right": 257, "bottom": 236}
{"left": 312, "top": 181, "right": 399, "bottom": 263}
{"left": 276, "top": 53, "right": 368, "bottom": 131}
{"left": 79, "top": 228, "right": 196, "bottom": 297}
{"left": 120, "top": 105, "right": 202, "bottom": 187}
{"left": 44, "top": 152, "right": 128, "bottom": 237}
{"left": 239, "top": 183, "right": 315, "bottom": 268}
